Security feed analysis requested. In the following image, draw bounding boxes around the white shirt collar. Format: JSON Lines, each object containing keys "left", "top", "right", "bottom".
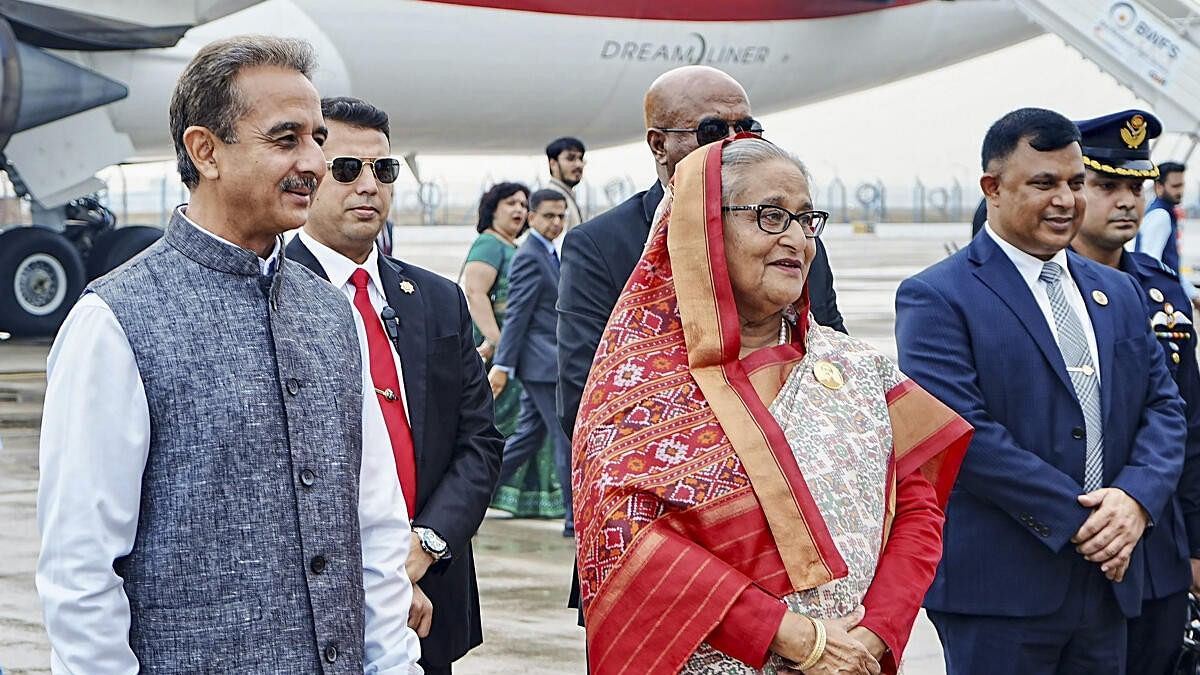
{"left": 178, "top": 206, "right": 281, "bottom": 275}
{"left": 984, "top": 221, "right": 1071, "bottom": 287}
{"left": 297, "top": 228, "right": 384, "bottom": 294}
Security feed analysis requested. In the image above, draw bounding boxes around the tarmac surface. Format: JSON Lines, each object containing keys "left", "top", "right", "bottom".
{"left": 0, "top": 223, "right": 991, "bottom": 674}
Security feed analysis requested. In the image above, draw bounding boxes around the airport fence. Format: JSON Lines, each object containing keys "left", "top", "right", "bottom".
{"left": 1, "top": 170, "right": 1199, "bottom": 228}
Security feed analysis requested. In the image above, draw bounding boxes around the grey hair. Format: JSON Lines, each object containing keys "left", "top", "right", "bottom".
{"left": 720, "top": 138, "right": 811, "bottom": 204}
{"left": 169, "top": 35, "right": 317, "bottom": 188}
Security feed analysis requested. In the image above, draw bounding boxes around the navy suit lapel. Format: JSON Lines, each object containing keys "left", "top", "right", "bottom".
{"left": 1067, "top": 252, "right": 1116, "bottom": 424}
{"left": 530, "top": 236, "right": 559, "bottom": 285}
{"left": 378, "top": 256, "right": 428, "bottom": 463}
{"left": 969, "top": 235, "right": 1075, "bottom": 394}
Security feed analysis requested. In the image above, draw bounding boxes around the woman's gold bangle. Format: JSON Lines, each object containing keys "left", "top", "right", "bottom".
{"left": 797, "top": 615, "right": 827, "bottom": 671}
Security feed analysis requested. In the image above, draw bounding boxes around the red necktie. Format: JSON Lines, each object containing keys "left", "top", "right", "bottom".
{"left": 350, "top": 268, "right": 417, "bottom": 517}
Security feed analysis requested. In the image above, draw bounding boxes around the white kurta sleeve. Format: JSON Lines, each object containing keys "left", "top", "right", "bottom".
{"left": 354, "top": 312, "right": 424, "bottom": 674}
{"left": 36, "top": 294, "right": 149, "bottom": 674}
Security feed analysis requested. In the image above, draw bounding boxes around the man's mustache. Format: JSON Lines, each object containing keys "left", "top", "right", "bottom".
{"left": 279, "top": 176, "right": 319, "bottom": 193}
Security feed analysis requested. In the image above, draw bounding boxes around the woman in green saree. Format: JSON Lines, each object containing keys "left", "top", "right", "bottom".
{"left": 461, "top": 182, "right": 564, "bottom": 518}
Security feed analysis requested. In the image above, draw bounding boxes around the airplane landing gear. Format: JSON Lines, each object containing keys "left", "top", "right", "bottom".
{"left": 0, "top": 226, "right": 85, "bottom": 337}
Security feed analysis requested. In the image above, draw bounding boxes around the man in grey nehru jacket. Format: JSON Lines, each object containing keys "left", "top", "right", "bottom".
{"left": 35, "top": 36, "right": 421, "bottom": 673}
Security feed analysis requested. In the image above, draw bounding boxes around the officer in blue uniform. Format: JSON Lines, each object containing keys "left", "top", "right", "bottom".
{"left": 1071, "top": 109, "right": 1200, "bottom": 675}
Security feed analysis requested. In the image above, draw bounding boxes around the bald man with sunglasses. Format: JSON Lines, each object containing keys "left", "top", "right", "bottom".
{"left": 286, "top": 96, "right": 503, "bottom": 675}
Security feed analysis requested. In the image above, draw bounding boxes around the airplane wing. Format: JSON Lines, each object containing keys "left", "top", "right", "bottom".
{"left": 7, "top": 0, "right": 267, "bottom": 41}
{"left": 0, "top": 0, "right": 267, "bottom": 207}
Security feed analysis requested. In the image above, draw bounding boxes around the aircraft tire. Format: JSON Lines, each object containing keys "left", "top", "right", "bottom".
{"left": 0, "top": 227, "right": 86, "bottom": 337}
{"left": 88, "top": 225, "right": 162, "bottom": 280}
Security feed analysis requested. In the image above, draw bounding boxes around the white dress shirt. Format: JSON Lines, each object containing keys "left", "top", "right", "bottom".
{"left": 297, "top": 229, "right": 411, "bottom": 419}
{"left": 37, "top": 213, "right": 422, "bottom": 674}
{"left": 985, "top": 223, "right": 1101, "bottom": 385}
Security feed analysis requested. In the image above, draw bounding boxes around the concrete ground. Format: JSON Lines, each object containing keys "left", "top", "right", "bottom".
{"left": 0, "top": 223, "right": 978, "bottom": 674}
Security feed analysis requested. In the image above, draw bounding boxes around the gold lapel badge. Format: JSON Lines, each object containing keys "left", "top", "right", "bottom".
{"left": 1121, "top": 114, "right": 1147, "bottom": 149}
{"left": 1149, "top": 288, "right": 1164, "bottom": 303}
{"left": 1091, "top": 290, "right": 1109, "bottom": 306}
{"left": 399, "top": 280, "right": 415, "bottom": 294}
{"left": 813, "top": 360, "right": 845, "bottom": 390}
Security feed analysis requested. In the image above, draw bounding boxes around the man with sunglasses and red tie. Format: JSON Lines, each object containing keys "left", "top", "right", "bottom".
{"left": 286, "top": 96, "right": 503, "bottom": 675}
{"left": 556, "top": 64, "right": 847, "bottom": 651}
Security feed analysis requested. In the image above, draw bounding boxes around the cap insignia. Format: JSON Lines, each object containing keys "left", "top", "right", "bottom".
{"left": 1121, "top": 114, "right": 1147, "bottom": 149}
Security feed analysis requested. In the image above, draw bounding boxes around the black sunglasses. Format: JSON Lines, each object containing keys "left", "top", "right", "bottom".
{"left": 326, "top": 156, "right": 402, "bottom": 184}
{"left": 722, "top": 204, "right": 829, "bottom": 238}
{"left": 656, "top": 117, "right": 764, "bottom": 146}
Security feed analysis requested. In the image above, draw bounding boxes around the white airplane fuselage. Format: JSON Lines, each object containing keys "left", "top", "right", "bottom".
{"left": 80, "top": 0, "right": 1039, "bottom": 159}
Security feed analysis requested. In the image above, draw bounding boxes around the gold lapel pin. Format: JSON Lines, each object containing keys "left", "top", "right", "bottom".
{"left": 399, "top": 280, "right": 415, "bottom": 295}
{"left": 1149, "top": 288, "right": 1164, "bottom": 303}
{"left": 1091, "top": 290, "right": 1108, "bottom": 306}
{"left": 813, "top": 360, "right": 845, "bottom": 390}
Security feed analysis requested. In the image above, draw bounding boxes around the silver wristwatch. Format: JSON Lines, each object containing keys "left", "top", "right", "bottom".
{"left": 413, "top": 526, "right": 450, "bottom": 561}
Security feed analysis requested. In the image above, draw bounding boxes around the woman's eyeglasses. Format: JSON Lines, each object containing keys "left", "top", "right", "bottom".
{"left": 722, "top": 204, "right": 829, "bottom": 238}
{"left": 654, "top": 117, "right": 764, "bottom": 147}
{"left": 326, "top": 156, "right": 402, "bottom": 184}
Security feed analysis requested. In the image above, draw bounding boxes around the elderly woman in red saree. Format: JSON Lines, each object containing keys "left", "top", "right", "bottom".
{"left": 572, "top": 137, "right": 972, "bottom": 675}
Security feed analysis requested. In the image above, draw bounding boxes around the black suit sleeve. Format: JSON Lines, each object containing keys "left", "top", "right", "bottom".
{"left": 414, "top": 287, "right": 504, "bottom": 563}
{"left": 556, "top": 226, "right": 615, "bottom": 440}
{"left": 493, "top": 248, "right": 539, "bottom": 372}
{"left": 808, "top": 238, "right": 846, "bottom": 334}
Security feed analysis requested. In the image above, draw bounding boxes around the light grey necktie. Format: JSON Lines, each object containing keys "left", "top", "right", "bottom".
{"left": 1039, "top": 261, "right": 1104, "bottom": 491}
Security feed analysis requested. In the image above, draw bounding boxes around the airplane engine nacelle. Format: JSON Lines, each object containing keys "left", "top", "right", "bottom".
{"left": 0, "top": 17, "right": 20, "bottom": 154}
{"left": 0, "top": 14, "right": 128, "bottom": 161}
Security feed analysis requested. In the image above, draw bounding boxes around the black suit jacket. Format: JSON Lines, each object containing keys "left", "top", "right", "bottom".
{"left": 286, "top": 236, "right": 504, "bottom": 666}
{"left": 556, "top": 182, "right": 846, "bottom": 439}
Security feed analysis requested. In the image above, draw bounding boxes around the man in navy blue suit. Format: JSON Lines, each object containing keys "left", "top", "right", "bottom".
{"left": 489, "top": 189, "right": 574, "bottom": 536}
{"left": 1070, "top": 109, "right": 1200, "bottom": 675}
{"left": 896, "top": 107, "right": 1186, "bottom": 674}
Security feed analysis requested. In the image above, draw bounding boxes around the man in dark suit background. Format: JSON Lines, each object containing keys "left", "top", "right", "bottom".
{"left": 896, "top": 107, "right": 1186, "bottom": 674}
{"left": 286, "top": 96, "right": 503, "bottom": 675}
{"left": 488, "top": 190, "right": 574, "bottom": 536}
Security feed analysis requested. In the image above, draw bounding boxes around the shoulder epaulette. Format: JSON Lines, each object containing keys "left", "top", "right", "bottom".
{"left": 1156, "top": 259, "right": 1180, "bottom": 278}
{"left": 1128, "top": 251, "right": 1180, "bottom": 279}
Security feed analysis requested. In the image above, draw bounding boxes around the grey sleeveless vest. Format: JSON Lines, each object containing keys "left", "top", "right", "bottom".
{"left": 90, "top": 211, "right": 366, "bottom": 673}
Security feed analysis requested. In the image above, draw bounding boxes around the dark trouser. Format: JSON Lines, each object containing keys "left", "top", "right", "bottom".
{"left": 1127, "top": 591, "right": 1189, "bottom": 675}
{"left": 497, "top": 381, "right": 573, "bottom": 530}
{"left": 929, "top": 561, "right": 1127, "bottom": 675}
{"left": 420, "top": 664, "right": 451, "bottom": 675}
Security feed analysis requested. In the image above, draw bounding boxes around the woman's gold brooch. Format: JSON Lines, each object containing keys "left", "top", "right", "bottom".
{"left": 813, "top": 360, "right": 845, "bottom": 390}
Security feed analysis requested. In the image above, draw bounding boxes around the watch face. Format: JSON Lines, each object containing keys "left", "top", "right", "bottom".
{"left": 422, "top": 529, "right": 447, "bottom": 554}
